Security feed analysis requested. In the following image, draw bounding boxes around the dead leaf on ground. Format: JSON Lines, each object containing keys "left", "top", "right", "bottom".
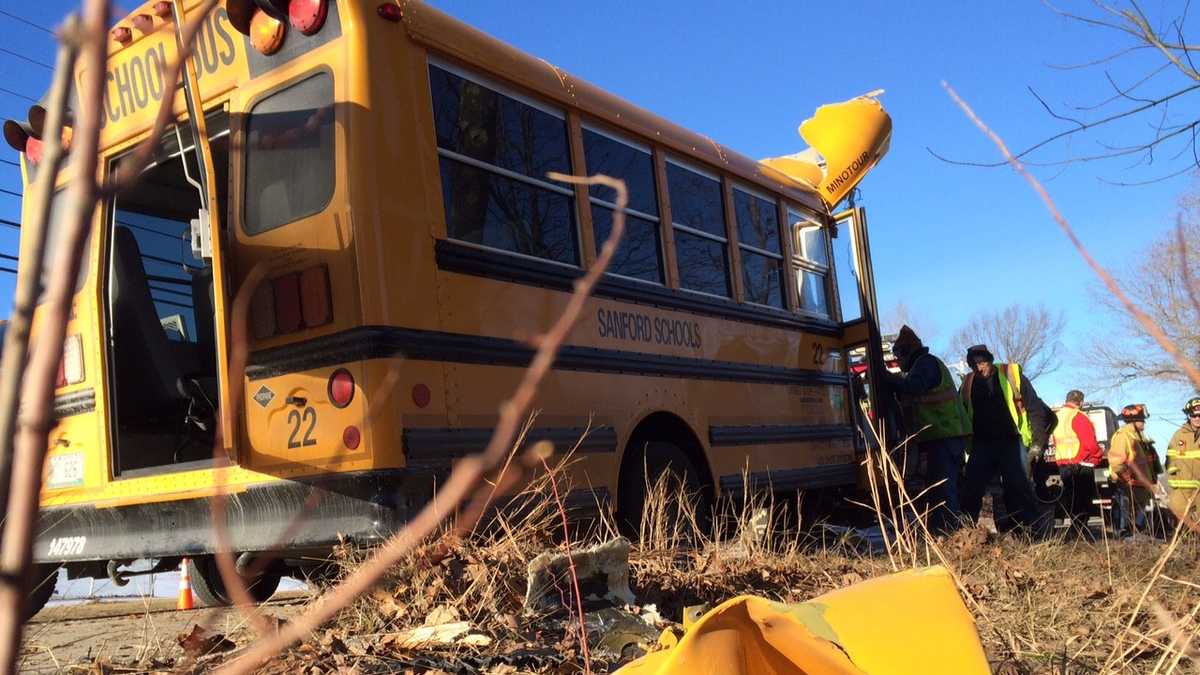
{"left": 177, "top": 625, "right": 236, "bottom": 658}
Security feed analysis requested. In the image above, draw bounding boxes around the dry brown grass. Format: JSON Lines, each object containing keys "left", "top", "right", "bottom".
{"left": 218, "top": 442, "right": 1196, "bottom": 675}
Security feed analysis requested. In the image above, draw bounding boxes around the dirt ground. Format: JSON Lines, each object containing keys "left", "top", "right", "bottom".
{"left": 19, "top": 593, "right": 308, "bottom": 673}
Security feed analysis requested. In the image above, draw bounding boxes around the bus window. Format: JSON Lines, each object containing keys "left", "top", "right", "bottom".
{"left": 789, "top": 209, "right": 830, "bottom": 318}
{"left": 832, "top": 221, "right": 862, "bottom": 323}
{"left": 582, "top": 126, "right": 662, "bottom": 283}
{"left": 733, "top": 187, "right": 784, "bottom": 309}
{"left": 666, "top": 159, "right": 730, "bottom": 297}
{"left": 244, "top": 72, "right": 335, "bottom": 235}
{"left": 429, "top": 62, "right": 578, "bottom": 265}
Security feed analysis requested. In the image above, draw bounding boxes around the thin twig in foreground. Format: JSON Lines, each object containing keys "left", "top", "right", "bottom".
{"left": 0, "top": 1, "right": 110, "bottom": 673}
{"left": 941, "top": 81, "right": 1200, "bottom": 391}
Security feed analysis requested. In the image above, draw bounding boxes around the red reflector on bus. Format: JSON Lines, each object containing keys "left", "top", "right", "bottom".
{"left": 250, "top": 281, "right": 277, "bottom": 339}
{"left": 342, "top": 425, "right": 361, "bottom": 450}
{"left": 328, "top": 368, "right": 354, "bottom": 408}
{"left": 289, "top": 0, "right": 328, "bottom": 35}
{"left": 250, "top": 8, "right": 286, "bottom": 54}
{"left": 412, "top": 383, "right": 430, "bottom": 409}
{"left": 272, "top": 273, "right": 303, "bottom": 334}
{"left": 300, "top": 265, "right": 331, "bottom": 328}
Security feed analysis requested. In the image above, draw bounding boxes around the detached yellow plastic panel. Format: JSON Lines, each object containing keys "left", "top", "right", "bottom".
{"left": 761, "top": 92, "right": 892, "bottom": 209}
{"left": 618, "top": 566, "right": 989, "bottom": 675}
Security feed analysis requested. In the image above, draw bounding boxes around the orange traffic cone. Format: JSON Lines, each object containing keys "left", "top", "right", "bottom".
{"left": 177, "top": 558, "right": 195, "bottom": 610}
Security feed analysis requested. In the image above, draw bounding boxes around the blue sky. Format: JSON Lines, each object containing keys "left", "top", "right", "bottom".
{"left": 1, "top": 0, "right": 1197, "bottom": 441}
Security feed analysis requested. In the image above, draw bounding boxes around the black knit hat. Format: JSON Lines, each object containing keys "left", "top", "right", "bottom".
{"left": 894, "top": 325, "right": 922, "bottom": 352}
{"left": 966, "top": 344, "right": 994, "bottom": 365}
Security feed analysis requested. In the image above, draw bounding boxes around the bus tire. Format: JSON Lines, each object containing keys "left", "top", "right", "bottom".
{"left": 188, "top": 556, "right": 281, "bottom": 607}
{"left": 617, "top": 440, "right": 712, "bottom": 540}
{"left": 24, "top": 564, "right": 59, "bottom": 621}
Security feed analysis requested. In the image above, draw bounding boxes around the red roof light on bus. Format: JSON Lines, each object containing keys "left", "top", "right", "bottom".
{"left": 24, "top": 137, "right": 42, "bottom": 164}
{"left": 289, "top": 0, "right": 328, "bottom": 35}
{"left": 376, "top": 3, "right": 402, "bottom": 22}
{"left": 131, "top": 13, "right": 155, "bottom": 34}
{"left": 110, "top": 26, "right": 133, "bottom": 45}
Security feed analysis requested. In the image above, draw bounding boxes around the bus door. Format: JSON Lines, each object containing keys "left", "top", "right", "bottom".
{"left": 832, "top": 206, "right": 885, "bottom": 453}
{"left": 103, "top": 8, "right": 235, "bottom": 477}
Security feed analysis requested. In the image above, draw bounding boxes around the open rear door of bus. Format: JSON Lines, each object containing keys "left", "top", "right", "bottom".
{"left": 169, "top": 0, "right": 236, "bottom": 459}
{"left": 832, "top": 206, "right": 886, "bottom": 455}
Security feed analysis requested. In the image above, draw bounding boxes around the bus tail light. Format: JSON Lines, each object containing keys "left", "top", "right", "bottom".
{"left": 272, "top": 272, "right": 303, "bottom": 334}
{"left": 252, "top": 265, "right": 333, "bottom": 339}
{"left": 57, "top": 334, "right": 84, "bottom": 388}
{"left": 328, "top": 369, "right": 354, "bottom": 408}
{"left": 342, "top": 425, "right": 360, "bottom": 450}
{"left": 250, "top": 282, "right": 277, "bottom": 339}
{"left": 289, "top": 0, "right": 328, "bottom": 35}
{"left": 300, "top": 265, "right": 331, "bottom": 328}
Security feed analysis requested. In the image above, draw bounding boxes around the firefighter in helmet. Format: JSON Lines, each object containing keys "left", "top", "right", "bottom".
{"left": 1108, "top": 404, "right": 1154, "bottom": 538}
{"left": 1166, "top": 397, "right": 1200, "bottom": 520}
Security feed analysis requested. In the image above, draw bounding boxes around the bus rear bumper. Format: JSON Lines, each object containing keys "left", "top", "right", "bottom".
{"left": 33, "top": 469, "right": 433, "bottom": 564}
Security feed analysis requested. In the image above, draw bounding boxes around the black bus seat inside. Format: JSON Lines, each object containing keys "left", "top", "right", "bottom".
{"left": 110, "top": 225, "right": 189, "bottom": 419}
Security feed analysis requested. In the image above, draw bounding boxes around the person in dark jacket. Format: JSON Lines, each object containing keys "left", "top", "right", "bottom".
{"left": 958, "top": 344, "right": 1050, "bottom": 533}
{"left": 879, "top": 326, "right": 970, "bottom": 534}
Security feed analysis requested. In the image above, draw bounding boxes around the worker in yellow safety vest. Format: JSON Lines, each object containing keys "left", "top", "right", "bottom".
{"left": 880, "top": 325, "right": 971, "bottom": 534}
{"left": 958, "top": 344, "right": 1051, "bottom": 533}
{"left": 1108, "top": 404, "right": 1155, "bottom": 539}
{"left": 1165, "top": 397, "right": 1200, "bottom": 520}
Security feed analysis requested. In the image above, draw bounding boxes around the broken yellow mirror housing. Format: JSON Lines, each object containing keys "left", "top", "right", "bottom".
{"left": 760, "top": 91, "right": 892, "bottom": 210}
{"left": 617, "top": 566, "right": 989, "bottom": 675}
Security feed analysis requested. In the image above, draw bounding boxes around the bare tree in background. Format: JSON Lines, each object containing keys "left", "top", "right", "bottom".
{"left": 881, "top": 299, "right": 937, "bottom": 340}
{"left": 1087, "top": 185, "right": 1200, "bottom": 387}
{"left": 948, "top": 303, "right": 1066, "bottom": 381}
{"left": 932, "top": 1, "right": 1200, "bottom": 185}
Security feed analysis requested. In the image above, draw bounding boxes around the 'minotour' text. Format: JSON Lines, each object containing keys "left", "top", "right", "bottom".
{"left": 597, "top": 308, "right": 702, "bottom": 349}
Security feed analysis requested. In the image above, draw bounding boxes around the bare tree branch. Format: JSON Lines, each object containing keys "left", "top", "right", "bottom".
{"left": 0, "top": 1, "right": 109, "bottom": 671}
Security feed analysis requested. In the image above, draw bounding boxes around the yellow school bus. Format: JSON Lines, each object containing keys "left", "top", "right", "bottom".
{"left": 5, "top": 0, "right": 890, "bottom": 612}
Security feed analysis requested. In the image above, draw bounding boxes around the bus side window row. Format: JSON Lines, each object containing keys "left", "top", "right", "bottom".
{"left": 427, "top": 60, "right": 834, "bottom": 320}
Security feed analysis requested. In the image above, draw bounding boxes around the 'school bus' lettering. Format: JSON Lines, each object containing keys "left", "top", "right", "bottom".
{"left": 99, "top": 8, "right": 240, "bottom": 127}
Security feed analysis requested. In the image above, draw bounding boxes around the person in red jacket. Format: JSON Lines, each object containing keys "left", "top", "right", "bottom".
{"left": 1051, "top": 390, "right": 1103, "bottom": 539}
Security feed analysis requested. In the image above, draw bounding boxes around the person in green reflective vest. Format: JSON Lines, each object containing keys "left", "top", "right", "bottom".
{"left": 879, "top": 325, "right": 970, "bottom": 534}
{"left": 958, "top": 344, "right": 1051, "bottom": 534}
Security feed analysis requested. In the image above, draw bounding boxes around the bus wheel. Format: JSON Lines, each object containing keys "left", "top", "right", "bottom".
{"left": 188, "top": 556, "right": 281, "bottom": 607}
{"left": 24, "top": 564, "right": 59, "bottom": 621}
{"left": 617, "top": 441, "right": 712, "bottom": 543}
